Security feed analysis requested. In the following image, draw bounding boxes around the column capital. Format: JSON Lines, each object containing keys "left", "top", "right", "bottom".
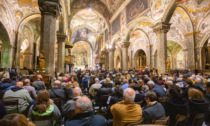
{"left": 38, "top": 0, "right": 62, "bottom": 17}
{"left": 121, "top": 42, "right": 130, "bottom": 48}
{"left": 57, "top": 34, "right": 67, "bottom": 43}
{"left": 152, "top": 22, "right": 171, "bottom": 33}
{"left": 101, "top": 49, "right": 108, "bottom": 55}
{"left": 108, "top": 47, "right": 116, "bottom": 52}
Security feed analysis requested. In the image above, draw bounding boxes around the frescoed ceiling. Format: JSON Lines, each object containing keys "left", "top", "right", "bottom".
{"left": 71, "top": 9, "right": 107, "bottom": 33}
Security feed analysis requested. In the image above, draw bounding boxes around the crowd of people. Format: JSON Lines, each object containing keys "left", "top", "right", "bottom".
{"left": 0, "top": 67, "right": 209, "bottom": 126}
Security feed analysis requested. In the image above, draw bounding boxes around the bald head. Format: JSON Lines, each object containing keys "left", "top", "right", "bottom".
{"left": 73, "top": 87, "right": 82, "bottom": 97}
{"left": 16, "top": 81, "right": 23, "bottom": 88}
{"left": 123, "top": 88, "right": 135, "bottom": 103}
{"left": 37, "top": 75, "right": 43, "bottom": 80}
{"left": 75, "top": 96, "right": 92, "bottom": 114}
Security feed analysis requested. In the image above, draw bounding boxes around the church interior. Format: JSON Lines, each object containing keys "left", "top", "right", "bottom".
{"left": 0, "top": 0, "right": 209, "bottom": 74}
{"left": 0, "top": 0, "right": 210, "bottom": 126}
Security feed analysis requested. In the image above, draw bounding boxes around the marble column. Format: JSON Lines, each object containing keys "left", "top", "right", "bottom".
{"left": 57, "top": 34, "right": 67, "bottom": 73}
{"left": 38, "top": 0, "right": 61, "bottom": 78}
{"left": 109, "top": 48, "right": 115, "bottom": 71}
{"left": 130, "top": 51, "right": 135, "bottom": 70}
{"left": 183, "top": 49, "right": 189, "bottom": 69}
{"left": 153, "top": 22, "right": 170, "bottom": 74}
{"left": 121, "top": 42, "right": 130, "bottom": 73}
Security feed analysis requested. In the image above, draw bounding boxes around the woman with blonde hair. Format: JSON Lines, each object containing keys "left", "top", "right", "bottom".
{"left": 0, "top": 113, "right": 35, "bottom": 126}
{"left": 28, "top": 90, "right": 61, "bottom": 126}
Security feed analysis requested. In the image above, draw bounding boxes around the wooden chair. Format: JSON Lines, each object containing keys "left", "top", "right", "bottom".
{"left": 68, "top": 110, "right": 75, "bottom": 119}
{"left": 187, "top": 113, "right": 205, "bottom": 126}
{"left": 152, "top": 116, "right": 169, "bottom": 125}
{"left": 99, "top": 95, "right": 109, "bottom": 113}
{"left": 124, "top": 118, "right": 144, "bottom": 126}
{"left": 31, "top": 113, "right": 54, "bottom": 125}
{"left": 174, "top": 114, "right": 188, "bottom": 126}
{"left": 52, "top": 98, "right": 62, "bottom": 113}
{"left": 3, "top": 99, "right": 19, "bottom": 113}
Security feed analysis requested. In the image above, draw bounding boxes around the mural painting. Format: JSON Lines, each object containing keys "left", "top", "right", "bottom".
{"left": 111, "top": 14, "right": 121, "bottom": 35}
{"left": 71, "top": 28, "right": 95, "bottom": 47}
{"left": 126, "top": 0, "right": 149, "bottom": 24}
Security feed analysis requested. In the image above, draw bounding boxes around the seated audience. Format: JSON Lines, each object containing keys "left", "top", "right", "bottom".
{"left": 0, "top": 101, "right": 6, "bottom": 119}
{"left": 3, "top": 81, "right": 32, "bottom": 113}
{"left": 166, "top": 85, "right": 188, "bottom": 125}
{"left": 65, "top": 76, "right": 79, "bottom": 89}
{"left": 0, "top": 113, "right": 35, "bottom": 126}
{"left": 0, "top": 78, "right": 14, "bottom": 94}
{"left": 32, "top": 75, "right": 46, "bottom": 92}
{"left": 205, "top": 82, "right": 210, "bottom": 125}
{"left": 143, "top": 91, "right": 166, "bottom": 124}
{"left": 147, "top": 80, "right": 166, "bottom": 98}
{"left": 105, "top": 78, "right": 113, "bottom": 88}
{"left": 122, "top": 79, "right": 129, "bottom": 90}
{"left": 111, "top": 88, "right": 142, "bottom": 126}
{"left": 187, "top": 88, "right": 209, "bottom": 126}
{"left": 65, "top": 96, "right": 106, "bottom": 126}
{"left": 89, "top": 78, "right": 102, "bottom": 97}
{"left": 63, "top": 87, "right": 82, "bottom": 117}
{"left": 11, "top": 76, "right": 17, "bottom": 85}
{"left": 49, "top": 80, "right": 66, "bottom": 102}
{"left": 182, "top": 78, "right": 194, "bottom": 98}
{"left": 28, "top": 90, "right": 61, "bottom": 126}
{"left": 108, "top": 85, "right": 124, "bottom": 106}
{"left": 23, "top": 79, "right": 37, "bottom": 99}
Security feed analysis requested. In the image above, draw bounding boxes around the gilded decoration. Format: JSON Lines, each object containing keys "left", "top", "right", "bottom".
{"left": 18, "top": 0, "right": 38, "bottom": 7}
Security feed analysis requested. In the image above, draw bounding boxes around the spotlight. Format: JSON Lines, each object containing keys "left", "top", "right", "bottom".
{"left": 89, "top": 8, "right": 92, "bottom": 11}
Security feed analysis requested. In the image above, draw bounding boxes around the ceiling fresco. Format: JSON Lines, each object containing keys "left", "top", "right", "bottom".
{"left": 71, "top": 9, "right": 107, "bottom": 33}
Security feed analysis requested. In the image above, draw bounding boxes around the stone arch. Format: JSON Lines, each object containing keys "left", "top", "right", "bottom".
{"left": 161, "top": 0, "right": 177, "bottom": 23}
{"left": 125, "top": 17, "right": 154, "bottom": 42}
{"left": 134, "top": 49, "right": 147, "bottom": 70}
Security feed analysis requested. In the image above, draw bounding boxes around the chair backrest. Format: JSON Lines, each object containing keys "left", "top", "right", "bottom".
{"left": 174, "top": 114, "right": 188, "bottom": 126}
{"left": 188, "top": 113, "right": 205, "bottom": 126}
{"left": 158, "top": 97, "right": 167, "bottom": 104}
{"left": 68, "top": 110, "right": 75, "bottom": 119}
{"left": 52, "top": 98, "right": 62, "bottom": 112}
{"left": 124, "top": 118, "right": 144, "bottom": 126}
{"left": 100, "top": 95, "right": 109, "bottom": 106}
{"left": 3, "top": 99, "right": 19, "bottom": 113}
{"left": 153, "top": 116, "right": 169, "bottom": 125}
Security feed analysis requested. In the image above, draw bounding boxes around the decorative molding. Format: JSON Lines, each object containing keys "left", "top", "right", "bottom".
{"left": 152, "top": 22, "right": 171, "bottom": 33}
{"left": 121, "top": 42, "right": 130, "bottom": 48}
{"left": 57, "top": 34, "right": 67, "bottom": 43}
{"left": 184, "top": 31, "right": 200, "bottom": 37}
{"left": 38, "top": 0, "right": 62, "bottom": 17}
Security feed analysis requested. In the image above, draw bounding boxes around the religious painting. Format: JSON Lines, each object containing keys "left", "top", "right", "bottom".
{"left": 105, "top": 29, "right": 108, "bottom": 42}
{"left": 126, "top": 0, "right": 149, "bottom": 24}
{"left": 71, "top": 28, "right": 94, "bottom": 45}
{"left": 111, "top": 14, "right": 121, "bottom": 36}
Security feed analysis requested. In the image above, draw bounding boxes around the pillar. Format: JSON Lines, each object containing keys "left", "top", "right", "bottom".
{"left": 57, "top": 34, "right": 67, "bottom": 73}
{"left": 131, "top": 51, "right": 135, "bottom": 70}
{"left": 153, "top": 22, "right": 170, "bottom": 74}
{"left": 109, "top": 48, "right": 115, "bottom": 71}
{"left": 38, "top": 0, "right": 61, "bottom": 79}
{"left": 121, "top": 42, "right": 130, "bottom": 73}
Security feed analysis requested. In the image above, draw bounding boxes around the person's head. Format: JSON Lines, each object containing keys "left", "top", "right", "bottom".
{"left": 142, "top": 85, "right": 149, "bottom": 93}
{"left": 168, "top": 85, "right": 181, "bottom": 97}
{"left": 147, "top": 80, "right": 155, "bottom": 89}
{"left": 11, "top": 76, "right": 17, "bottom": 81}
{"left": 188, "top": 88, "right": 204, "bottom": 100}
{"left": 0, "top": 113, "right": 35, "bottom": 126}
{"left": 106, "top": 78, "right": 111, "bottom": 83}
{"left": 75, "top": 96, "right": 92, "bottom": 114}
{"left": 195, "top": 77, "right": 201, "bottom": 84}
{"left": 95, "top": 78, "right": 99, "bottom": 83}
{"left": 24, "top": 79, "right": 31, "bottom": 86}
{"left": 73, "top": 87, "right": 82, "bottom": 97}
{"left": 166, "top": 80, "right": 173, "bottom": 89}
{"left": 35, "top": 90, "right": 52, "bottom": 113}
{"left": 2, "top": 78, "right": 12, "bottom": 83}
{"left": 123, "top": 88, "right": 135, "bottom": 103}
{"left": 144, "top": 75, "right": 148, "bottom": 79}
{"left": 114, "top": 85, "right": 124, "bottom": 97}
{"left": 145, "top": 91, "right": 157, "bottom": 104}
{"left": 185, "top": 78, "right": 193, "bottom": 86}
{"left": 123, "top": 79, "right": 128, "bottom": 84}
{"left": 71, "top": 76, "right": 78, "bottom": 82}
{"left": 15, "top": 81, "right": 23, "bottom": 88}
{"left": 206, "top": 82, "right": 210, "bottom": 93}
{"left": 188, "top": 68, "right": 191, "bottom": 72}
{"left": 53, "top": 80, "right": 61, "bottom": 87}
{"left": 138, "top": 79, "right": 144, "bottom": 87}
{"left": 37, "top": 75, "right": 43, "bottom": 80}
